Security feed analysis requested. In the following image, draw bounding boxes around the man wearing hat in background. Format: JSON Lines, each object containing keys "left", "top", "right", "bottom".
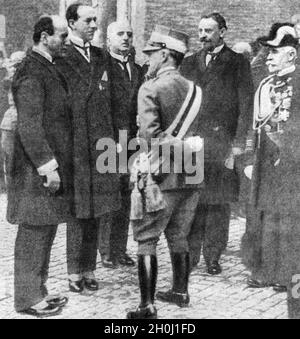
{"left": 181, "top": 12, "right": 254, "bottom": 276}
{"left": 240, "top": 24, "right": 300, "bottom": 319}
{"left": 1, "top": 51, "right": 26, "bottom": 185}
{"left": 127, "top": 25, "right": 203, "bottom": 319}
{"left": 291, "top": 14, "right": 300, "bottom": 43}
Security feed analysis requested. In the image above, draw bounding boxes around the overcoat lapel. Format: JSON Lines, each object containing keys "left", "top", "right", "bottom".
{"left": 64, "top": 45, "right": 91, "bottom": 86}
{"left": 31, "top": 52, "right": 59, "bottom": 81}
{"left": 31, "top": 51, "right": 69, "bottom": 94}
{"left": 198, "top": 50, "right": 207, "bottom": 74}
{"left": 129, "top": 60, "right": 140, "bottom": 91}
{"left": 87, "top": 48, "right": 110, "bottom": 100}
{"left": 111, "top": 57, "right": 132, "bottom": 90}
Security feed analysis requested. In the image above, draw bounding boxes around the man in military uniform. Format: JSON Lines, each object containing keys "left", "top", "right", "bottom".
{"left": 241, "top": 24, "right": 300, "bottom": 319}
{"left": 181, "top": 12, "right": 254, "bottom": 275}
{"left": 127, "top": 26, "right": 204, "bottom": 319}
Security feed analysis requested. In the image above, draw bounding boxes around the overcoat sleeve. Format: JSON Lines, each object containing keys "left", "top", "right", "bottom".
{"left": 138, "top": 81, "right": 163, "bottom": 143}
{"left": 234, "top": 55, "right": 254, "bottom": 148}
{"left": 15, "top": 76, "right": 56, "bottom": 170}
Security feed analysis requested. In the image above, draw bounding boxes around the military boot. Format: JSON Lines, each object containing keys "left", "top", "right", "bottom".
{"left": 156, "top": 252, "right": 190, "bottom": 308}
{"left": 127, "top": 255, "right": 158, "bottom": 319}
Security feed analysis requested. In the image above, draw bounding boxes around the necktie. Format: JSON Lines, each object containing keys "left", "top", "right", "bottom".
{"left": 73, "top": 43, "right": 90, "bottom": 59}
{"left": 206, "top": 52, "right": 217, "bottom": 67}
{"left": 119, "top": 61, "right": 130, "bottom": 81}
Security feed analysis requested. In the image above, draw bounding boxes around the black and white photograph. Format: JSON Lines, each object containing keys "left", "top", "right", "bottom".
{"left": 0, "top": 0, "right": 300, "bottom": 321}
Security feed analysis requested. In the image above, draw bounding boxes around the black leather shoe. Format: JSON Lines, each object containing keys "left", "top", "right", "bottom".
{"left": 273, "top": 284, "right": 287, "bottom": 293}
{"left": 207, "top": 262, "right": 222, "bottom": 275}
{"left": 69, "top": 280, "right": 84, "bottom": 293}
{"left": 247, "top": 278, "right": 271, "bottom": 289}
{"left": 21, "top": 305, "right": 62, "bottom": 318}
{"left": 127, "top": 304, "right": 157, "bottom": 319}
{"left": 156, "top": 290, "right": 190, "bottom": 308}
{"left": 117, "top": 254, "right": 135, "bottom": 267}
{"left": 84, "top": 278, "right": 99, "bottom": 291}
{"left": 47, "top": 295, "right": 69, "bottom": 308}
{"left": 101, "top": 255, "right": 117, "bottom": 269}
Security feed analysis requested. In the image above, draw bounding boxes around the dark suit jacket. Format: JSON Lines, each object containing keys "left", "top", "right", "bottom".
{"left": 181, "top": 45, "right": 254, "bottom": 203}
{"left": 7, "top": 50, "right": 73, "bottom": 225}
{"left": 56, "top": 45, "right": 120, "bottom": 219}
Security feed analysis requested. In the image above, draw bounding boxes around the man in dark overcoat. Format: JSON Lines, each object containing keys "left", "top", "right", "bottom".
{"left": 8, "top": 16, "right": 70, "bottom": 318}
{"left": 181, "top": 12, "right": 254, "bottom": 275}
{"left": 101, "top": 21, "right": 143, "bottom": 268}
{"left": 240, "top": 24, "right": 300, "bottom": 318}
{"left": 56, "top": 3, "right": 120, "bottom": 293}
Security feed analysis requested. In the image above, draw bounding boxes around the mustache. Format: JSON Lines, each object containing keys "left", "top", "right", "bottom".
{"left": 200, "top": 38, "right": 211, "bottom": 43}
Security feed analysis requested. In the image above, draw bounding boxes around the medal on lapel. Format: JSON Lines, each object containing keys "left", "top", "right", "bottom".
{"left": 99, "top": 71, "right": 108, "bottom": 91}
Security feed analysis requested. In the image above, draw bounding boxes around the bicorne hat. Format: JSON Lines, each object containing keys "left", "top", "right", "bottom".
{"left": 259, "top": 23, "right": 299, "bottom": 48}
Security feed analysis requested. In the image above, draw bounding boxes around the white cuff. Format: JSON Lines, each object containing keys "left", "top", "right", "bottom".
{"left": 38, "top": 159, "right": 58, "bottom": 176}
{"left": 244, "top": 166, "right": 253, "bottom": 180}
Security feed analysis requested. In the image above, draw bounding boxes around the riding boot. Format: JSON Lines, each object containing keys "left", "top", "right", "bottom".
{"left": 127, "top": 255, "right": 158, "bottom": 319}
{"left": 157, "top": 252, "right": 190, "bottom": 308}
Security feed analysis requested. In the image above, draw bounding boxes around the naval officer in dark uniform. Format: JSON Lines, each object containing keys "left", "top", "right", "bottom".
{"left": 240, "top": 24, "right": 300, "bottom": 318}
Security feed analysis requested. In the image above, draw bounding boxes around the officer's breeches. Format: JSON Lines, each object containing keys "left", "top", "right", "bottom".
{"left": 132, "top": 190, "right": 200, "bottom": 256}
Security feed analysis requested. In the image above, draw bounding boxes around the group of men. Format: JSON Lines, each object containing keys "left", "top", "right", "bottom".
{"left": 6, "top": 1, "right": 300, "bottom": 319}
{"left": 9, "top": 3, "right": 141, "bottom": 318}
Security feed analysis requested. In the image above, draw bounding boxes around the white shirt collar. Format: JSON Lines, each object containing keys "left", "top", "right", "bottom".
{"left": 110, "top": 51, "right": 129, "bottom": 63}
{"left": 32, "top": 46, "right": 53, "bottom": 63}
{"left": 69, "top": 32, "right": 90, "bottom": 48}
{"left": 277, "top": 65, "right": 296, "bottom": 77}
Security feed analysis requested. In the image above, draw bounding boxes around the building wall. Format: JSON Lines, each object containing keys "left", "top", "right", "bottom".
{"left": 139, "top": 0, "right": 300, "bottom": 54}
{"left": 0, "top": 0, "right": 94, "bottom": 55}
{"left": 0, "top": 0, "right": 59, "bottom": 55}
{"left": 1, "top": 1, "right": 300, "bottom": 58}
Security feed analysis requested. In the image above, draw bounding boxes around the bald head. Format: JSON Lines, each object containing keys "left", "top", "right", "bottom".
{"left": 291, "top": 14, "right": 300, "bottom": 39}
{"left": 107, "top": 21, "right": 133, "bottom": 56}
{"left": 291, "top": 14, "right": 300, "bottom": 25}
{"left": 232, "top": 42, "right": 253, "bottom": 61}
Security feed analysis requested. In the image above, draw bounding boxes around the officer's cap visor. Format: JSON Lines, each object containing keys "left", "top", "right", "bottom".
{"left": 143, "top": 41, "right": 166, "bottom": 53}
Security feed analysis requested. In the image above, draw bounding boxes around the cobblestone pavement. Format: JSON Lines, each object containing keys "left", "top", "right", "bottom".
{"left": 0, "top": 194, "right": 288, "bottom": 319}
